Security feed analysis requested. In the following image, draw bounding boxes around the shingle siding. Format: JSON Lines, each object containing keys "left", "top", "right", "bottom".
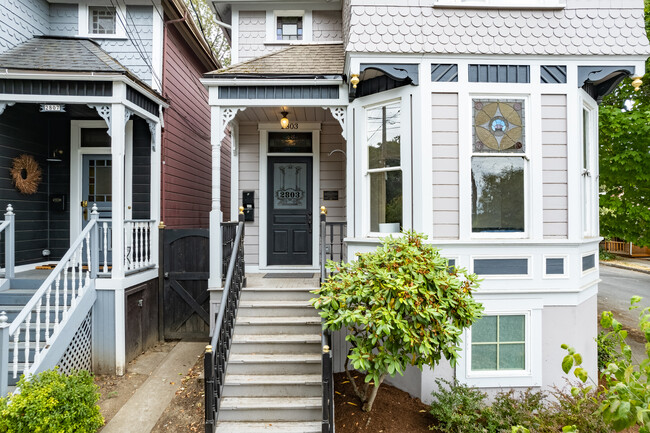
{"left": 0, "top": 0, "right": 49, "bottom": 54}
{"left": 346, "top": 5, "right": 650, "bottom": 56}
{"left": 313, "top": 10, "right": 343, "bottom": 42}
{"left": 238, "top": 11, "right": 275, "bottom": 63}
{"left": 49, "top": 3, "right": 77, "bottom": 37}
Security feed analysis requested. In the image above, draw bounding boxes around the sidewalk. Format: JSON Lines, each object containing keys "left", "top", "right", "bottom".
{"left": 601, "top": 255, "right": 650, "bottom": 275}
{"left": 98, "top": 341, "right": 206, "bottom": 433}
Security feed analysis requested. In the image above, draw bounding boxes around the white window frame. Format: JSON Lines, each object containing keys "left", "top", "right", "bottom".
{"left": 469, "top": 95, "right": 531, "bottom": 239}
{"left": 457, "top": 298, "right": 543, "bottom": 388}
{"left": 266, "top": 10, "right": 312, "bottom": 44}
{"left": 580, "top": 251, "right": 598, "bottom": 276}
{"left": 78, "top": 3, "right": 127, "bottom": 39}
{"left": 361, "top": 91, "right": 412, "bottom": 238}
{"left": 469, "top": 255, "right": 532, "bottom": 280}
{"left": 433, "top": 0, "right": 565, "bottom": 8}
{"left": 580, "top": 93, "right": 598, "bottom": 239}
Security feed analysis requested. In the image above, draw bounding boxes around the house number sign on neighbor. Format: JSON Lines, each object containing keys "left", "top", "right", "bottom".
{"left": 40, "top": 104, "right": 66, "bottom": 113}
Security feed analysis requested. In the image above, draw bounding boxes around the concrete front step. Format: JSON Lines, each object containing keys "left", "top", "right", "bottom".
{"left": 227, "top": 353, "right": 321, "bottom": 375}
{"left": 238, "top": 300, "right": 317, "bottom": 317}
{"left": 231, "top": 334, "right": 321, "bottom": 354}
{"left": 240, "top": 287, "right": 316, "bottom": 302}
{"left": 234, "top": 317, "right": 322, "bottom": 335}
{"left": 223, "top": 374, "right": 321, "bottom": 397}
{"left": 218, "top": 397, "right": 321, "bottom": 422}
{"left": 215, "top": 421, "right": 322, "bottom": 433}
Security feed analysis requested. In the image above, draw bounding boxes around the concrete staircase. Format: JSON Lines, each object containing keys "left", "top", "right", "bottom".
{"left": 215, "top": 286, "right": 323, "bottom": 433}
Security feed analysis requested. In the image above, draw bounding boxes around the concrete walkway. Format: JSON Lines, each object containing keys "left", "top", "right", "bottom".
{"left": 100, "top": 341, "right": 206, "bottom": 433}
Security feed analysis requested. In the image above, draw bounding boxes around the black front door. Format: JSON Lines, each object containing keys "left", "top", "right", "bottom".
{"left": 267, "top": 156, "right": 313, "bottom": 265}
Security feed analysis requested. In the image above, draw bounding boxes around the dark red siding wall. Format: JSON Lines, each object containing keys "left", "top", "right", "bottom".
{"left": 162, "top": 22, "right": 230, "bottom": 228}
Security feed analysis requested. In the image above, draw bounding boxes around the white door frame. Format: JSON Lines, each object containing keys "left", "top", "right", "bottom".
{"left": 258, "top": 122, "right": 321, "bottom": 270}
{"left": 70, "top": 120, "right": 133, "bottom": 242}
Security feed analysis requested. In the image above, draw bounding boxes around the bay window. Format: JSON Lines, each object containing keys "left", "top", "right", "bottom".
{"left": 367, "top": 102, "right": 402, "bottom": 233}
{"left": 471, "top": 98, "right": 527, "bottom": 233}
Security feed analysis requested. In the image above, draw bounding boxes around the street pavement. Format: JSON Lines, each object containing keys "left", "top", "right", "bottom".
{"left": 598, "top": 264, "right": 650, "bottom": 362}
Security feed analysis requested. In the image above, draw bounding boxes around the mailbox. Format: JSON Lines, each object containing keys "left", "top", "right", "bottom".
{"left": 243, "top": 191, "right": 254, "bottom": 222}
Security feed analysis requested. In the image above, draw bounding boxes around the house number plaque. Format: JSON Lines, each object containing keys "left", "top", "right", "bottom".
{"left": 40, "top": 104, "right": 66, "bottom": 113}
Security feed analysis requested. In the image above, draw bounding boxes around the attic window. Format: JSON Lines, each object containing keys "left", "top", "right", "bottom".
{"left": 277, "top": 16, "right": 303, "bottom": 41}
{"left": 88, "top": 6, "right": 117, "bottom": 35}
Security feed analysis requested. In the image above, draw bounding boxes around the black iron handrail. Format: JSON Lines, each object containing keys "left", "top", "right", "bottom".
{"left": 319, "top": 206, "right": 335, "bottom": 433}
{"left": 204, "top": 210, "right": 245, "bottom": 433}
{"left": 325, "top": 221, "right": 347, "bottom": 263}
{"left": 221, "top": 222, "right": 239, "bottom": 280}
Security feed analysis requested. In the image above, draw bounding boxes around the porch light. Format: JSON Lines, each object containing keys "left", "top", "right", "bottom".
{"left": 46, "top": 149, "right": 64, "bottom": 162}
{"left": 280, "top": 111, "right": 290, "bottom": 129}
{"left": 632, "top": 76, "right": 643, "bottom": 91}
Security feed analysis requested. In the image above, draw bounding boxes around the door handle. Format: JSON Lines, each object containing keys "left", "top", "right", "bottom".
{"left": 81, "top": 200, "right": 88, "bottom": 208}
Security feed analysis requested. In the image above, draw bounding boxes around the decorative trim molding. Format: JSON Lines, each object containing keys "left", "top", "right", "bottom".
{"left": 146, "top": 119, "right": 157, "bottom": 151}
{"left": 124, "top": 108, "right": 133, "bottom": 126}
{"left": 88, "top": 105, "right": 111, "bottom": 136}
{"left": 0, "top": 102, "right": 15, "bottom": 116}
{"left": 327, "top": 106, "right": 346, "bottom": 140}
{"left": 220, "top": 107, "right": 246, "bottom": 142}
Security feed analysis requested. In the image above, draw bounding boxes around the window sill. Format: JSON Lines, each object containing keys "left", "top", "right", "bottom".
{"left": 80, "top": 33, "right": 128, "bottom": 40}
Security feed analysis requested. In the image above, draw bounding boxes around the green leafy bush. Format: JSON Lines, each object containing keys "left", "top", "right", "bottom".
{"left": 538, "top": 382, "right": 609, "bottom": 433}
{"left": 483, "top": 389, "right": 547, "bottom": 433}
{"left": 0, "top": 369, "right": 104, "bottom": 433}
{"left": 598, "top": 248, "right": 616, "bottom": 261}
{"left": 313, "top": 231, "right": 483, "bottom": 411}
{"left": 429, "top": 379, "right": 487, "bottom": 433}
{"left": 596, "top": 329, "right": 621, "bottom": 371}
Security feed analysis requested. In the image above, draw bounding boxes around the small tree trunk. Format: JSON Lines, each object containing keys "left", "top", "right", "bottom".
{"left": 344, "top": 349, "right": 365, "bottom": 400}
{"left": 361, "top": 373, "right": 387, "bottom": 412}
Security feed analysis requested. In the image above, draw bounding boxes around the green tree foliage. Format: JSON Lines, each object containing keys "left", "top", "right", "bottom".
{"left": 598, "top": 0, "right": 650, "bottom": 247}
{"left": 562, "top": 296, "right": 650, "bottom": 432}
{"left": 312, "top": 232, "right": 483, "bottom": 412}
{"left": 0, "top": 369, "right": 104, "bottom": 433}
{"left": 183, "top": 0, "right": 230, "bottom": 66}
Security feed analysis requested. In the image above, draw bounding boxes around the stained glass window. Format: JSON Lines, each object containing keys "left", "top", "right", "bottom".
{"left": 471, "top": 315, "right": 525, "bottom": 371}
{"left": 473, "top": 100, "right": 525, "bottom": 153}
{"left": 471, "top": 98, "right": 526, "bottom": 233}
{"left": 277, "top": 16, "right": 303, "bottom": 41}
{"left": 89, "top": 7, "right": 116, "bottom": 35}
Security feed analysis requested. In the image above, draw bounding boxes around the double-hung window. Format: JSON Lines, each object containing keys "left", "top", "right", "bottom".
{"left": 471, "top": 98, "right": 527, "bottom": 234}
{"left": 366, "top": 102, "right": 402, "bottom": 233}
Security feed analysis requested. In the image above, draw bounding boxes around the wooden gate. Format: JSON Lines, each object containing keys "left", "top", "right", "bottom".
{"left": 162, "top": 229, "right": 210, "bottom": 340}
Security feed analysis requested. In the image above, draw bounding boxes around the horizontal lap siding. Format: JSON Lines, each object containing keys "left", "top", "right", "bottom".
{"left": 162, "top": 24, "right": 214, "bottom": 228}
{"left": 541, "top": 94, "right": 568, "bottom": 239}
{"left": 432, "top": 93, "right": 459, "bottom": 239}
{"left": 238, "top": 124, "right": 260, "bottom": 267}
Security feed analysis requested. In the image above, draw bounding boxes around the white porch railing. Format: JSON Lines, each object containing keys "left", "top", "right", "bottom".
{"left": 0, "top": 206, "right": 100, "bottom": 395}
{"left": 0, "top": 204, "right": 15, "bottom": 279}
{"left": 124, "top": 220, "right": 155, "bottom": 274}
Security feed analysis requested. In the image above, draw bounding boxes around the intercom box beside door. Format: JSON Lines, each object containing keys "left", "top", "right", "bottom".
{"left": 243, "top": 191, "right": 254, "bottom": 221}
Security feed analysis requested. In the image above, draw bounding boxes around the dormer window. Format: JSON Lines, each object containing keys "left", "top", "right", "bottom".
{"left": 277, "top": 16, "right": 303, "bottom": 41}
{"left": 89, "top": 6, "right": 116, "bottom": 35}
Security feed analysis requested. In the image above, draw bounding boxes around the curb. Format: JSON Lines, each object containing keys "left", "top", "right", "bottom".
{"left": 600, "top": 261, "right": 650, "bottom": 276}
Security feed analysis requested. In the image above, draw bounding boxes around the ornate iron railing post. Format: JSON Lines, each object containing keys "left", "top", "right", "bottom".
{"left": 4, "top": 204, "right": 15, "bottom": 279}
{"left": 0, "top": 311, "right": 9, "bottom": 396}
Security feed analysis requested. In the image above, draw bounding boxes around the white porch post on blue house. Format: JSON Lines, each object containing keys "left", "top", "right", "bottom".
{"left": 209, "top": 105, "right": 223, "bottom": 290}
{"left": 4, "top": 204, "right": 14, "bottom": 279}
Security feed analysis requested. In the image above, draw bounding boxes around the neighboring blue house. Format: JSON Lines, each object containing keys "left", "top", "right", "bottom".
{"left": 0, "top": 0, "right": 221, "bottom": 395}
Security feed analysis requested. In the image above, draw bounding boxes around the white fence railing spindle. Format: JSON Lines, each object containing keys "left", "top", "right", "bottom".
{"left": 123, "top": 219, "right": 155, "bottom": 274}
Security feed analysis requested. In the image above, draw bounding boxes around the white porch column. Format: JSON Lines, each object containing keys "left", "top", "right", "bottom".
{"left": 150, "top": 120, "right": 162, "bottom": 269}
{"left": 208, "top": 105, "right": 223, "bottom": 290}
{"left": 111, "top": 92, "right": 127, "bottom": 375}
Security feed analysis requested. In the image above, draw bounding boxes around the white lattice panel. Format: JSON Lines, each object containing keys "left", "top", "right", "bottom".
{"left": 57, "top": 311, "right": 92, "bottom": 374}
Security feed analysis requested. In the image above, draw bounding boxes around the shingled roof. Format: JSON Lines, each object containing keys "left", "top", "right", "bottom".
{"left": 0, "top": 36, "right": 129, "bottom": 73}
{"left": 206, "top": 43, "right": 344, "bottom": 77}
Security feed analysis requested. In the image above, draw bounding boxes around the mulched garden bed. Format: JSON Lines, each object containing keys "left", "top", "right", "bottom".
{"left": 334, "top": 372, "right": 433, "bottom": 433}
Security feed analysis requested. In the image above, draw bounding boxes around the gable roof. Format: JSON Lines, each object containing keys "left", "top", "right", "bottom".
{"left": 205, "top": 43, "right": 344, "bottom": 78}
{"left": 0, "top": 36, "right": 129, "bottom": 73}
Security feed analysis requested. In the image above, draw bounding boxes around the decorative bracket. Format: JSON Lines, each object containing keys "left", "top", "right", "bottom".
{"left": 217, "top": 107, "right": 246, "bottom": 148}
{"left": 146, "top": 119, "right": 157, "bottom": 151}
{"left": 88, "top": 104, "right": 112, "bottom": 136}
{"left": 0, "top": 102, "right": 15, "bottom": 117}
{"left": 327, "top": 106, "right": 346, "bottom": 141}
{"left": 124, "top": 108, "right": 133, "bottom": 126}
